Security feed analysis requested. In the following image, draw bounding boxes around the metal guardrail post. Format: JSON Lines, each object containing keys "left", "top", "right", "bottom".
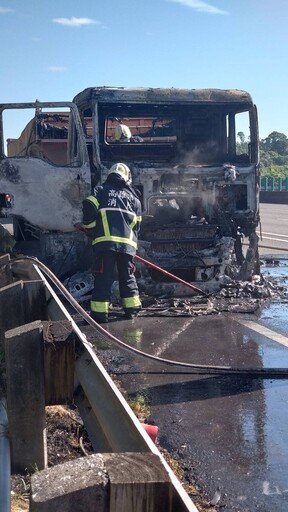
{"left": 0, "top": 399, "right": 10, "bottom": 512}
{"left": 0, "top": 280, "right": 47, "bottom": 332}
{"left": 5, "top": 320, "right": 47, "bottom": 472}
{"left": 261, "top": 176, "right": 288, "bottom": 193}
{"left": 262, "top": 177, "right": 268, "bottom": 191}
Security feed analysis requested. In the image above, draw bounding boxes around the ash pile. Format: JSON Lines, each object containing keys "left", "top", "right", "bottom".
{"left": 64, "top": 264, "right": 287, "bottom": 319}
{"left": 138, "top": 271, "right": 286, "bottom": 317}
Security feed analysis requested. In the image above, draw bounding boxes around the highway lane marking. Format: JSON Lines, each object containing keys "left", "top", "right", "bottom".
{"left": 258, "top": 236, "right": 288, "bottom": 244}
{"left": 236, "top": 319, "right": 288, "bottom": 348}
{"left": 154, "top": 318, "right": 193, "bottom": 357}
{"left": 258, "top": 231, "right": 288, "bottom": 238}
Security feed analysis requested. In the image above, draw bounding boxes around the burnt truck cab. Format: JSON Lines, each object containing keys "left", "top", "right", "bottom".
{"left": 73, "top": 87, "right": 260, "bottom": 289}
{"left": 0, "top": 88, "right": 260, "bottom": 288}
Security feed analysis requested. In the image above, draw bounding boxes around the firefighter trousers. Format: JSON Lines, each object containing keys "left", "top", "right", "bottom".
{"left": 90, "top": 250, "right": 141, "bottom": 322}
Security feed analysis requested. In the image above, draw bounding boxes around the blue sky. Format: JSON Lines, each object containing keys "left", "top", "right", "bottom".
{"left": 0, "top": 0, "right": 287, "bottom": 139}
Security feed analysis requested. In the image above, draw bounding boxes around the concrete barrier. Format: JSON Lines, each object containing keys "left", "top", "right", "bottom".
{"left": 30, "top": 453, "right": 172, "bottom": 512}
{"left": 260, "top": 191, "right": 288, "bottom": 204}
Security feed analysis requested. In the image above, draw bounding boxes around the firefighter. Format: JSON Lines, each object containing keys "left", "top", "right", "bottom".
{"left": 81, "top": 163, "right": 142, "bottom": 323}
{"left": 114, "top": 124, "right": 132, "bottom": 142}
{"left": 114, "top": 123, "right": 143, "bottom": 143}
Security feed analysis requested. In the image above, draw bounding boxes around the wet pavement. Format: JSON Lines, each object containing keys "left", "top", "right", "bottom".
{"left": 94, "top": 261, "right": 288, "bottom": 512}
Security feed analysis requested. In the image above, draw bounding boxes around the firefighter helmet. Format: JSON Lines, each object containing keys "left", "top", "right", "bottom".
{"left": 114, "top": 124, "right": 132, "bottom": 141}
{"left": 109, "top": 163, "right": 132, "bottom": 184}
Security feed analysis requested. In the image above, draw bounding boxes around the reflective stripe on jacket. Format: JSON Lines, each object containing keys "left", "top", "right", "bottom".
{"left": 82, "top": 176, "right": 142, "bottom": 256}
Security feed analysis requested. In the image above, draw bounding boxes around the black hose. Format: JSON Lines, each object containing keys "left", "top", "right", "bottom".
{"left": 7, "top": 255, "right": 288, "bottom": 378}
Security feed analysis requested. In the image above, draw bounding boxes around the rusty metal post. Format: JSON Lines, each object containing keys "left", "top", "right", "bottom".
{"left": 43, "top": 320, "right": 75, "bottom": 405}
{"left": 0, "top": 279, "right": 47, "bottom": 332}
{"left": 5, "top": 320, "right": 47, "bottom": 473}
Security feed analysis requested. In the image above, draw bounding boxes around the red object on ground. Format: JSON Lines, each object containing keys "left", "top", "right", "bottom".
{"left": 142, "top": 423, "right": 159, "bottom": 443}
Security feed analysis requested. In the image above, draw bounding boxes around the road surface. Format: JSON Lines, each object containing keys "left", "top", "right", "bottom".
{"left": 258, "top": 203, "right": 288, "bottom": 255}
{"left": 91, "top": 203, "right": 288, "bottom": 512}
{"left": 101, "top": 302, "right": 288, "bottom": 512}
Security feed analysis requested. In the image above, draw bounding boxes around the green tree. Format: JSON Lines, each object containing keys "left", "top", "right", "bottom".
{"left": 237, "top": 131, "right": 245, "bottom": 144}
{"left": 260, "top": 131, "right": 288, "bottom": 155}
{"left": 236, "top": 131, "right": 248, "bottom": 155}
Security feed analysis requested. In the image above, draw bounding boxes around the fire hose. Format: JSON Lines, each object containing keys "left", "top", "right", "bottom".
{"left": 135, "top": 254, "right": 207, "bottom": 296}
{"left": 6, "top": 256, "right": 288, "bottom": 378}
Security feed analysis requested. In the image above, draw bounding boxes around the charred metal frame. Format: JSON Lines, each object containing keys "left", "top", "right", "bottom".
{"left": 73, "top": 87, "right": 260, "bottom": 286}
{"left": 0, "top": 101, "right": 91, "bottom": 232}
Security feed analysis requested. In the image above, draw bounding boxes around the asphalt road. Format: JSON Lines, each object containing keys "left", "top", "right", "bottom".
{"left": 97, "top": 204, "right": 288, "bottom": 512}
{"left": 103, "top": 303, "right": 288, "bottom": 512}
{"left": 258, "top": 203, "right": 288, "bottom": 256}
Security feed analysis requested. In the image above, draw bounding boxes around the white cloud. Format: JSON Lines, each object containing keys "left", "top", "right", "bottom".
{"left": 47, "top": 66, "right": 67, "bottom": 72}
{"left": 52, "top": 16, "right": 99, "bottom": 27}
{"left": 167, "top": 0, "right": 229, "bottom": 15}
{"left": 0, "top": 7, "right": 13, "bottom": 13}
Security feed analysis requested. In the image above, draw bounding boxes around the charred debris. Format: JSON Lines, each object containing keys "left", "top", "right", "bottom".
{"left": 62, "top": 256, "right": 287, "bottom": 319}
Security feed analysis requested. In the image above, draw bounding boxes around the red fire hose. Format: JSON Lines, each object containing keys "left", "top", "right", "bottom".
{"left": 135, "top": 254, "right": 207, "bottom": 296}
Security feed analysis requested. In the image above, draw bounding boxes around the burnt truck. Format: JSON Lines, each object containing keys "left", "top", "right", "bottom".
{"left": 0, "top": 87, "right": 260, "bottom": 293}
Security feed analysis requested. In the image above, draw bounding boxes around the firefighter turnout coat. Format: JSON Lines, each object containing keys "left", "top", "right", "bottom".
{"left": 82, "top": 174, "right": 142, "bottom": 255}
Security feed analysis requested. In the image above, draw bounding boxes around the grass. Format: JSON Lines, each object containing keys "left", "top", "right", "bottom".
{"left": 128, "top": 391, "right": 151, "bottom": 422}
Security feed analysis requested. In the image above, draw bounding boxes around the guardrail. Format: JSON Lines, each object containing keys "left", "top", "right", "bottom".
{"left": 0, "top": 399, "right": 10, "bottom": 512}
{"left": 261, "top": 176, "right": 288, "bottom": 191}
{"left": 260, "top": 177, "right": 288, "bottom": 204}
{"left": 0, "top": 254, "right": 198, "bottom": 512}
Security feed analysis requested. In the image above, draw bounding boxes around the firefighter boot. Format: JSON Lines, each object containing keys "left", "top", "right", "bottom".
{"left": 124, "top": 307, "right": 141, "bottom": 320}
{"left": 90, "top": 311, "right": 109, "bottom": 324}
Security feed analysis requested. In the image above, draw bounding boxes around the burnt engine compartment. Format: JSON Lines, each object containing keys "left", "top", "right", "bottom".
{"left": 136, "top": 166, "right": 255, "bottom": 285}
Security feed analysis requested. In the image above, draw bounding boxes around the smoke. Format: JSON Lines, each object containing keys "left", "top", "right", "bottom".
{"left": 157, "top": 168, "right": 221, "bottom": 224}
{"left": 176, "top": 140, "right": 224, "bottom": 165}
